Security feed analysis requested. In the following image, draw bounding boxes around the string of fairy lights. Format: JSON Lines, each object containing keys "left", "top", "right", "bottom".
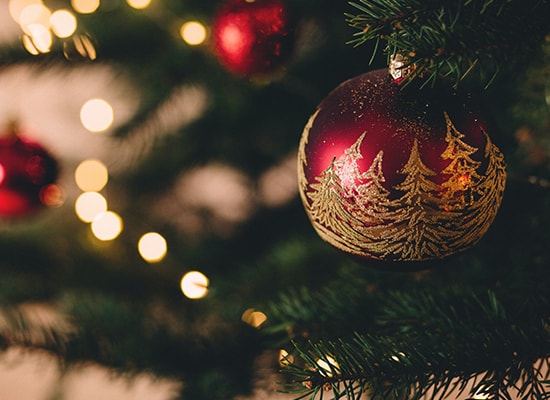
{"left": 5, "top": 0, "right": 397, "bottom": 376}
{"left": 5, "top": 0, "right": 311, "bottom": 357}
{"left": 8, "top": 0, "right": 211, "bottom": 300}
{"left": 9, "top": 0, "right": 208, "bottom": 56}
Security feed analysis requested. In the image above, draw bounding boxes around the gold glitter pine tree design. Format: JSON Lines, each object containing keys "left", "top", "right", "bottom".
{"left": 302, "top": 112, "right": 506, "bottom": 262}
{"left": 378, "top": 139, "right": 459, "bottom": 260}
{"left": 307, "top": 158, "right": 372, "bottom": 254}
{"left": 440, "top": 112, "right": 483, "bottom": 208}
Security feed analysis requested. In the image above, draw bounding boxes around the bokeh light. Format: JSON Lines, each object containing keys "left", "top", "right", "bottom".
{"left": 241, "top": 308, "right": 267, "bottom": 328}
{"left": 316, "top": 355, "right": 339, "bottom": 377}
{"left": 0, "top": 164, "right": 5, "bottom": 184}
{"left": 180, "top": 21, "right": 207, "bottom": 46}
{"left": 51, "top": 9, "right": 77, "bottom": 38}
{"left": 126, "top": 0, "right": 152, "bottom": 9}
{"left": 71, "top": 0, "right": 100, "bottom": 14}
{"left": 22, "top": 35, "right": 40, "bottom": 55}
{"left": 18, "top": 3, "right": 51, "bottom": 33}
{"left": 91, "top": 211, "right": 123, "bottom": 241}
{"left": 25, "top": 24, "right": 52, "bottom": 53}
{"left": 9, "top": 0, "right": 43, "bottom": 23}
{"left": 65, "top": 34, "right": 97, "bottom": 60}
{"left": 278, "top": 349, "right": 294, "bottom": 366}
{"left": 74, "top": 159, "right": 109, "bottom": 192}
{"left": 40, "top": 184, "right": 64, "bottom": 207}
{"left": 138, "top": 232, "right": 167, "bottom": 263}
{"left": 80, "top": 98, "right": 114, "bottom": 132}
{"left": 180, "top": 271, "right": 209, "bottom": 299}
{"left": 75, "top": 191, "right": 107, "bottom": 222}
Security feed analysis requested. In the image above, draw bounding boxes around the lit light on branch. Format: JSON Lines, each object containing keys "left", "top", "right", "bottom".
{"left": 75, "top": 192, "right": 107, "bottom": 222}
{"left": 75, "top": 159, "right": 109, "bottom": 192}
{"left": 51, "top": 9, "right": 77, "bottom": 38}
{"left": 138, "top": 232, "right": 168, "bottom": 263}
{"left": 91, "top": 211, "right": 123, "bottom": 241}
{"left": 180, "top": 21, "right": 207, "bottom": 46}
{"left": 71, "top": 0, "right": 100, "bottom": 14}
{"left": 80, "top": 99, "right": 114, "bottom": 133}
{"left": 180, "top": 271, "right": 209, "bottom": 299}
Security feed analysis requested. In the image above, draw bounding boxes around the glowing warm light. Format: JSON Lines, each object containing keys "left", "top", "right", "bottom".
{"left": 9, "top": 0, "right": 43, "bottom": 23}
{"left": 471, "top": 385, "right": 490, "bottom": 400}
{"left": 0, "top": 164, "right": 4, "bottom": 184}
{"left": 138, "top": 232, "right": 167, "bottom": 263}
{"left": 279, "top": 349, "right": 294, "bottom": 366}
{"left": 390, "top": 351, "right": 406, "bottom": 363}
{"left": 22, "top": 35, "right": 40, "bottom": 55}
{"left": 80, "top": 99, "right": 114, "bottom": 132}
{"left": 65, "top": 34, "right": 97, "bottom": 60}
{"left": 40, "top": 184, "right": 64, "bottom": 207}
{"left": 241, "top": 308, "right": 267, "bottom": 328}
{"left": 126, "top": 0, "right": 151, "bottom": 9}
{"left": 75, "top": 191, "right": 107, "bottom": 222}
{"left": 74, "top": 159, "right": 109, "bottom": 192}
{"left": 180, "top": 271, "right": 209, "bottom": 299}
{"left": 25, "top": 24, "right": 52, "bottom": 53}
{"left": 91, "top": 211, "right": 123, "bottom": 241}
{"left": 51, "top": 9, "right": 77, "bottom": 38}
{"left": 316, "top": 355, "right": 339, "bottom": 377}
{"left": 19, "top": 3, "right": 51, "bottom": 33}
{"left": 180, "top": 21, "right": 207, "bottom": 46}
{"left": 71, "top": 0, "right": 100, "bottom": 14}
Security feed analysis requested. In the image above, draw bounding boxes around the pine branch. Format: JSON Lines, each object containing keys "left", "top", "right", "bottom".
{"left": 345, "top": 0, "right": 550, "bottom": 87}
{"left": 274, "top": 288, "right": 550, "bottom": 400}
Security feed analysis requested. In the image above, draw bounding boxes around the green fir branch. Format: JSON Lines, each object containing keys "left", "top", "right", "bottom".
{"left": 274, "top": 288, "right": 550, "bottom": 400}
{"left": 345, "top": 0, "right": 550, "bottom": 87}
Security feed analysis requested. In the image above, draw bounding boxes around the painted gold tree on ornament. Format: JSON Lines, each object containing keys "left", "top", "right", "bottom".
{"left": 301, "top": 113, "right": 506, "bottom": 262}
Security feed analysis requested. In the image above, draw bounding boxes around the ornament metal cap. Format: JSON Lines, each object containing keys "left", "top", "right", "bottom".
{"left": 389, "top": 54, "right": 415, "bottom": 83}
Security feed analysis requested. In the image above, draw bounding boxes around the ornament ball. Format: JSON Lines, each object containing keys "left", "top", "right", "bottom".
{"left": 0, "top": 134, "right": 59, "bottom": 218}
{"left": 298, "top": 69, "right": 506, "bottom": 267}
{"left": 212, "top": 0, "right": 294, "bottom": 77}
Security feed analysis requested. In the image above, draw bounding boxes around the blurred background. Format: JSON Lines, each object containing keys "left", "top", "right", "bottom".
{"left": 0, "top": 0, "right": 548, "bottom": 399}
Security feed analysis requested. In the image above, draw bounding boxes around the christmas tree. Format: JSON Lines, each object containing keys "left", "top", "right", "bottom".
{"left": 0, "top": 0, "right": 549, "bottom": 399}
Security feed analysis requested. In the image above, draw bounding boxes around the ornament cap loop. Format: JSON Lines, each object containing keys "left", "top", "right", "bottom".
{"left": 389, "top": 54, "right": 416, "bottom": 84}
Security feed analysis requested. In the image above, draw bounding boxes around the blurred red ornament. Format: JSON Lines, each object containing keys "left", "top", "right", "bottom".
{"left": 298, "top": 69, "right": 507, "bottom": 266}
{"left": 0, "top": 133, "right": 60, "bottom": 217}
{"left": 212, "top": 0, "right": 294, "bottom": 77}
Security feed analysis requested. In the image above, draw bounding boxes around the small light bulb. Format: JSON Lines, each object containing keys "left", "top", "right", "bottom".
{"left": 126, "top": 0, "right": 151, "bottom": 9}
{"left": 74, "top": 159, "right": 109, "bottom": 192}
{"left": 75, "top": 192, "right": 107, "bottom": 222}
{"left": 180, "top": 271, "right": 209, "bottom": 299}
{"left": 91, "top": 211, "right": 123, "bottom": 241}
{"left": 80, "top": 98, "right": 114, "bottom": 133}
{"left": 71, "top": 0, "right": 100, "bottom": 14}
{"left": 316, "top": 356, "right": 339, "bottom": 377}
{"left": 19, "top": 3, "right": 51, "bottom": 34}
{"left": 180, "top": 21, "right": 207, "bottom": 46}
{"left": 241, "top": 308, "right": 267, "bottom": 328}
{"left": 138, "top": 232, "right": 167, "bottom": 263}
{"left": 25, "top": 24, "right": 52, "bottom": 53}
{"left": 51, "top": 9, "right": 77, "bottom": 38}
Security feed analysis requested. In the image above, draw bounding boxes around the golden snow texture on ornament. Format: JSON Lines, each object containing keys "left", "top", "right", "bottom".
{"left": 298, "top": 69, "right": 507, "bottom": 264}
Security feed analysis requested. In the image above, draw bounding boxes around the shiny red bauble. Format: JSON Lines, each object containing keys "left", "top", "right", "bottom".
{"left": 298, "top": 69, "right": 506, "bottom": 266}
{"left": 0, "top": 134, "right": 59, "bottom": 217}
{"left": 212, "top": 0, "right": 294, "bottom": 77}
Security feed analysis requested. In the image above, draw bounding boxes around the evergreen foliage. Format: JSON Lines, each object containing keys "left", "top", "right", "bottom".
{"left": 346, "top": 0, "right": 550, "bottom": 87}
{"left": 0, "top": 0, "right": 548, "bottom": 399}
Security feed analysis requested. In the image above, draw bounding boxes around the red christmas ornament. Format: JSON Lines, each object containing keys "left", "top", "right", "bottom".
{"left": 0, "top": 134, "right": 59, "bottom": 217}
{"left": 298, "top": 69, "right": 506, "bottom": 266}
{"left": 212, "top": 0, "right": 294, "bottom": 77}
